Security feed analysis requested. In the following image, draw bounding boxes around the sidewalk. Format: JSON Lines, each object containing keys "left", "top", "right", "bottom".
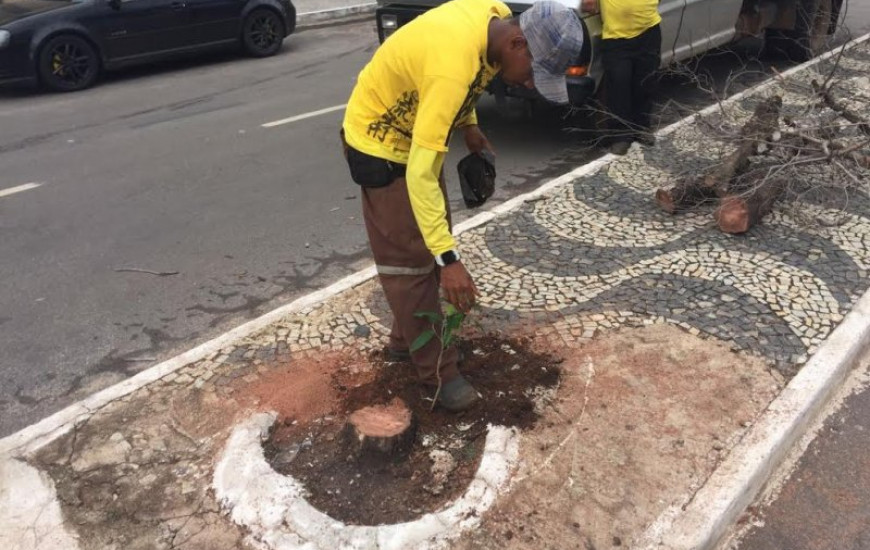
{"left": 2, "top": 38, "right": 870, "bottom": 550}
{"left": 294, "top": 0, "right": 376, "bottom": 27}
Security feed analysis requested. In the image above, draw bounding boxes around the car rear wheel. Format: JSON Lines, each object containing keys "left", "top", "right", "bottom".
{"left": 242, "top": 8, "right": 285, "bottom": 57}
{"left": 38, "top": 35, "right": 100, "bottom": 92}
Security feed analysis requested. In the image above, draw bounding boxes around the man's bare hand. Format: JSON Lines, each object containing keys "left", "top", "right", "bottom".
{"left": 463, "top": 125, "right": 495, "bottom": 157}
{"left": 440, "top": 261, "right": 478, "bottom": 312}
{"left": 580, "top": 0, "right": 599, "bottom": 14}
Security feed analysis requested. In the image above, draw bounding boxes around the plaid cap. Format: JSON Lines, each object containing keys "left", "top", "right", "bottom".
{"left": 519, "top": 1, "right": 585, "bottom": 105}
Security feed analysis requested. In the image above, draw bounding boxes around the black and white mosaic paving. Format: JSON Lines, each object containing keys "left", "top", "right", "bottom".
{"left": 171, "top": 42, "right": 870, "bottom": 388}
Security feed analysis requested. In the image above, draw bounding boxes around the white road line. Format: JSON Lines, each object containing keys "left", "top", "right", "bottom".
{"left": 261, "top": 104, "right": 347, "bottom": 128}
{"left": 0, "top": 182, "right": 41, "bottom": 198}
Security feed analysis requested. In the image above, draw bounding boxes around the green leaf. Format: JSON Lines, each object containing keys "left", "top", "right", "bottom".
{"left": 414, "top": 311, "right": 441, "bottom": 324}
{"left": 444, "top": 332, "right": 456, "bottom": 348}
{"left": 410, "top": 329, "right": 436, "bottom": 353}
{"left": 445, "top": 312, "right": 465, "bottom": 332}
{"left": 444, "top": 303, "right": 458, "bottom": 317}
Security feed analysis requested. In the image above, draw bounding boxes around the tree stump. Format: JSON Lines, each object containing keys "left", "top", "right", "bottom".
{"left": 344, "top": 398, "right": 416, "bottom": 460}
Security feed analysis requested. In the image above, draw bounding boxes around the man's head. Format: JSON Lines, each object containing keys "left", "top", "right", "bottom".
{"left": 494, "top": 1, "right": 586, "bottom": 105}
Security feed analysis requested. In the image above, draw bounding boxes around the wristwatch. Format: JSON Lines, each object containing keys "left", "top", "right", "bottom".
{"left": 435, "top": 250, "right": 461, "bottom": 267}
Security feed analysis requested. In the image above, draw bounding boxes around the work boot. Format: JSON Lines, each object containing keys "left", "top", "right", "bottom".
{"left": 437, "top": 375, "right": 480, "bottom": 412}
{"left": 609, "top": 141, "right": 632, "bottom": 156}
{"left": 385, "top": 347, "right": 412, "bottom": 363}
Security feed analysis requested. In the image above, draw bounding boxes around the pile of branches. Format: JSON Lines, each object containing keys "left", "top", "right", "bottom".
{"left": 656, "top": 55, "right": 870, "bottom": 234}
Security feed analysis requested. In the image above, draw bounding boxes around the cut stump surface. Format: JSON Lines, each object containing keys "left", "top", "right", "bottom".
{"left": 344, "top": 398, "right": 416, "bottom": 459}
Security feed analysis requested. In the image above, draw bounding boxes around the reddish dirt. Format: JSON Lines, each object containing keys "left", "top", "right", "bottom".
{"left": 265, "top": 335, "right": 562, "bottom": 526}
{"left": 236, "top": 351, "right": 364, "bottom": 430}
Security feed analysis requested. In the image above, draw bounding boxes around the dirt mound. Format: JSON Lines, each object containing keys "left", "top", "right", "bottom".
{"left": 265, "top": 335, "right": 562, "bottom": 525}
{"left": 236, "top": 351, "right": 360, "bottom": 430}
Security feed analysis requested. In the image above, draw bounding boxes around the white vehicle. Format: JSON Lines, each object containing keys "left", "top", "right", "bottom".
{"left": 375, "top": 0, "right": 845, "bottom": 105}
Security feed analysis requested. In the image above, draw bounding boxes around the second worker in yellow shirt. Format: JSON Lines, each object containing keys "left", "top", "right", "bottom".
{"left": 342, "top": 0, "right": 586, "bottom": 411}
{"left": 581, "top": 0, "right": 662, "bottom": 155}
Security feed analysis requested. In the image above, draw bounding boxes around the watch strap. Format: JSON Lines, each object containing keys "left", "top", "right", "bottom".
{"left": 435, "top": 250, "right": 461, "bottom": 267}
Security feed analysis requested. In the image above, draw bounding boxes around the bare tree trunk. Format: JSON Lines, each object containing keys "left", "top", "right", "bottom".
{"left": 656, "top": 96, "right": 783, "bottom": 215}
{"left": 706, "top": 96, "right": 784, "bottom": 195}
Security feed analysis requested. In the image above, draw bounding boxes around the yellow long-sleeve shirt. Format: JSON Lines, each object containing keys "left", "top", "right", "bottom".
{"left": 599, "top": 0, "right": 661, "bottom": 40}
{"left": 343, "top": 0, "right": 510, "bottom": 257}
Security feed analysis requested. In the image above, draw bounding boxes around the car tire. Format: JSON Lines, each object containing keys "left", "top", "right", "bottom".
{"left": 766, "top": 0, "right": 832, "bottom": 62}
{"left": 38, "top": 34, "right": 100, "bottom": 92}
{"left": 242, "top": 8, "right": 285, "bottom": 57}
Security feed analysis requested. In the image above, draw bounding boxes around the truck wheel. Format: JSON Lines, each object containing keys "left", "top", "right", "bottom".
{"left": 768, "top": 0, "right": 832, "bottom": 61}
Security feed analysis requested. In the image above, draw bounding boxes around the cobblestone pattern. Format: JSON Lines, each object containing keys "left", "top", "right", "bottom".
{"left": 144, "top": 43, "right": 870, "bottom": 391}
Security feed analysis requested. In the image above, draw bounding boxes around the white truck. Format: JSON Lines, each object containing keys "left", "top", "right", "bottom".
{"left": 374, "top": 0, "right": 845, "bottom": 106}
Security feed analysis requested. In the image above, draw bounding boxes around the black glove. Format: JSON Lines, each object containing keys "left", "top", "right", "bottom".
{"left": 457, "top": 149, "right": 496, "bottom": 209}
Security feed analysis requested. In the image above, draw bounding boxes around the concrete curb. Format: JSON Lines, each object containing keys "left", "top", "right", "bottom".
{"left": 633, "top": 31, "right": 870, "bottom": 550}
{"left": 296, "top": 2, "right": 376, "bottom": 29}
{"left": 213, "top": 414, "right": 519, "bottom": 549}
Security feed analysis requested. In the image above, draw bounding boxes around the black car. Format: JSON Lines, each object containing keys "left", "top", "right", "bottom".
{"left": 0, "top": 0, "right": 296, "bottom": 91}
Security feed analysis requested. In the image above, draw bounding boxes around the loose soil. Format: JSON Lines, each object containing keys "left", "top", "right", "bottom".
{"left": 264, "top": 335, "right": 562, "bottom": 526}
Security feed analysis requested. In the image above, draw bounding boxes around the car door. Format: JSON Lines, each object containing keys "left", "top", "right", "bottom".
{"left": 98, "top": 0, "right": 195, "bottom": 61}
{"left": 185, "top": 0, "right": 245, "bottom": 45}
{"left": 657, "top": 0, "right": 687, "bottom": 65}
{"left": 707, "top": 0, "right": 741, "bottom": 49}
{"left": 658, "top": 0, "right": 722, "bottom": 65}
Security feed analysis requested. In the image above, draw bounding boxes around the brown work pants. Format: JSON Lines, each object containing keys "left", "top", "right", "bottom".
{"left": 361, "top": 177, "right": 461, "bottom": 386}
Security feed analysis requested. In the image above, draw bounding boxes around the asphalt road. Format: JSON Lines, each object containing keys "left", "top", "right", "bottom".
{"left": 1, "top": 8, "right": 869, "bottom": 437}
{"left": 734, "top": 352, "right": 870, "bottom": 550}
{"left": 739, "top": 386, "right": 870, "bottom": 550}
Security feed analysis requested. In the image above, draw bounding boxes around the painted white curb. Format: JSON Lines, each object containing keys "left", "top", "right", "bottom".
{"left": 633, "top": 31, "right": 870, "bottom": 550}
{"left": 213, "top": 413, "right": 519, "bottom": 550}
{"left": 0, "top": 458, "right": 80, "bottom": 550}
{"left": 297, "top": 2, "right": 376, "bottom": 27}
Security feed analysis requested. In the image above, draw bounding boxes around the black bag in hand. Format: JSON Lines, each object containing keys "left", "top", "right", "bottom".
{"left": 457, "top": 150, "right": 496, "bottom": 209}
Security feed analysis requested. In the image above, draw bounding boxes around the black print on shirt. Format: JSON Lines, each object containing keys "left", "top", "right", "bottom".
{"left": 447, "top": 60, "right": 489, "bottom": 145}
{"left": 367, "top": 90, "right": 419, "bottom": 143}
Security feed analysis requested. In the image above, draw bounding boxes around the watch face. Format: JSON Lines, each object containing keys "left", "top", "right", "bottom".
{"left": 438, "top": 251, "right": 459, "bottom": 266}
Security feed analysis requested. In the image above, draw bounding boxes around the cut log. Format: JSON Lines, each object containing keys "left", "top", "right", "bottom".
{"left": 655, "top": 180, "right": 718, "bottom": 214}
{"left": 655, "top": 96, "right": 783, "bottom": 214}
{"left": 344, "top": 398, "right": 416, "bottom": 460}
{"left": 715, "top": 179, "right": 787, "bottom": 234}
{"left": 703, "top": 95, "right": 784, "bottom": 197}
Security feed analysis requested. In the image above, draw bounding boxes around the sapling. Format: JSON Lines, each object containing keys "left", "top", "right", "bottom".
{"left": 410, "top": 303, "right": 468, "bottom": 411}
